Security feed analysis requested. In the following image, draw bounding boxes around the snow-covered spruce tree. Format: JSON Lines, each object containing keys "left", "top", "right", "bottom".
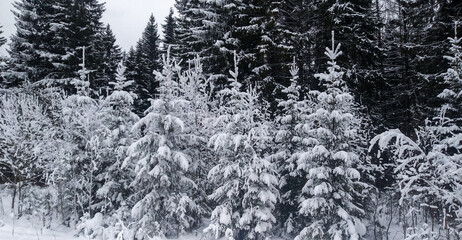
{"left": 71, "top": 62, "right": 140, "bottom": 240}
{"left": 277, "top": 0, "right": 316, "bottom": 92}
{"left": 123, "top": 51, "right": 202, "bottom": 239}
{"left": 176, "top": 55, "right": 215, "bottom": 212}
{"left": 173, "top": 0, "right": 204, "bottom": 63}
{"left": 428, "top": 23, "right": 462, "bottom": 237}
{"left": 270, "top": 60, "right": 311, "bottom": 235}
{"left": 439, "top": 22, "right": 462, "bottom": 124}
{"left": 94, "top": 62, "right": 139, "bottom": 217}
{"left": 6, "top": 0, "right": 56, "bottom": 86}
{"left": 204, "top": 54, "right": 278, "bottom": 239}
{"left": 174, "top": 0, "right": 230, "bottom": 88}
{"left": 295, "top": 32, "right": 369, "bottom": 240}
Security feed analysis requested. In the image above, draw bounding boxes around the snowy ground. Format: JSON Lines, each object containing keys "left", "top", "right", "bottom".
{"left": 0, "top": 187, "right": 208, "bottom": 240}
{"left": 0, "top": 189, "right": 85, "bottom": 240}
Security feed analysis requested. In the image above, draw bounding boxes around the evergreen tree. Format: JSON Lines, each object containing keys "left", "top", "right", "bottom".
{"left": 176, "top": 56, "right": 214, "bottom": 215}
{"left": 295, "top": 33, "right": 369, "bottom": 240}
{"left": 220, "top": 0, "right": 286, "bottom": 105}
{"left": 66, "top": 0, "right": 106, "bottom": 93}
{"left": 123, "top": 52, "right": 202, "bottom": 238}
{"left": 95, "top": 62, "right": 138, "bottom": 217}
{"left": 93, "top": 24, "right": 123, "bottom": 95}
{"left": 162, "top": 8, "right": 176, "bottom": 52}
{"left": 132, "top": 14, "right": 161, "bottom": 115}
{"left": 174, "top": 0, "right": 230, "bottom": 90}
{"left": 278, "top": 0, "right": 316, "bottom": 92}
{"left": 6, "top": 0, "right": 109, "bottom": 93}
{"left": 174, "top": 0, "right": 204, "bottom": 62}
{"left": 204, "top": 55, "right": 278, "bottom": 239}
{"left": 315, "top": 0, "right": 381, "bottom": 119}
{"left": 59, "top": 64, "right": 106, "bottom": 224}
{"left": 6, "top": 0, "right": 56, "bottom": 85}
{"left": 0, "top": 25, "right": 6, "bottom": 47}
{"left": 271, "top": 61, "right": 312, "bottom": 235}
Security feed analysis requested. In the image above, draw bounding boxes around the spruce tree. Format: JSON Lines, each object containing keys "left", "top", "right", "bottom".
{"left": 295, "top": 33, "right": 369, "bottom": 240}
{"left": 271, "top": 61, "right": 312, "bottom": 235}
{"left": 95, "top": 61, "right": 138, "bottom": 218}
{"left": 6, "top": 0, "right": 109, "bottom": 93}
{"left": 174, "top": 0, "right": 204, "bottom": 62}
{"left": 123, "top": 52, "right": 202, "bottom": 238}
{"left": 0, "top": 25, "right": 6, "bottom": 47}
{"left": 6, "top": 0, "right": 55, "bottom": 85}
{"left": 132, "top": 14, "right": 161, "bottom": 116}
{"left": 162, "top": 8, "right": 176, "bottom": 52}
{"left": 175, "top": 0, "right": 230, "bottom": 90}
{"left": 278, "top": 0, "right": 316, "bottom": 92}
{"left": 66, "top": 0, "right": 106, "bottom": 93}
{"left": 204, "top": 55, "right": 278, "bottom": 239}
{"left": 93, "top": 24, "right": 123, "bottom": 95}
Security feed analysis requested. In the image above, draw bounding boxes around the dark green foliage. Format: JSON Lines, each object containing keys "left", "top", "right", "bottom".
{"left": 6, "top": 0, "right": 115, "bottom": 95}
{"left": 94, "top": 24, "right": 123, "bottom": 94}
{"left": 162, "top": 8, "right": 176, "bottom": 52}
{"left": 0, "top": 25, "right": 6, "bottom": 47}
{"left": 129, "top": 14, "right": 161, "bottom": 116}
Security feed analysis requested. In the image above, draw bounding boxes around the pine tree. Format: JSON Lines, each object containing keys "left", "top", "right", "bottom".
{"left": 95, "top": 62, "right": 138, "bottom": 216}
{"left": 176, "top": 56, "right": 214, "bottom": 215}
{"left": 204, "top": 55, "right": 278, "bottom": 239}
{"left": 278, "top": 0, "right": 316, "bottom": 92}
{"left": 295, "top": 33, "right": 369, "bottom": 240}
{"left": 174, "top": 0, "right": 230, "bottom": 90}
{"left": 93, "top": 24, "right": 123, "bottom": 95}
{"left": 0, "top": 25, "right": 6, "bottom": 47}
{"left": 162, "top": 8, "right": 176, "bottom": 52}
{"left": 271, "top": 61, "right": 312, "bottom": 235}
{"left": 132, "top": 14, "right": 161, "bottom": 116}
{"left": 6, "top": 0, "right": 56, "bottom": 85}
{"left": 123, "top": 52, "right": 202, "bottom": 238}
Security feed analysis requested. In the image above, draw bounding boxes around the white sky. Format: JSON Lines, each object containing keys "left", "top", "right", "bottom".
{"left": 0, "top": 0, "right": 175, "bottom": 56}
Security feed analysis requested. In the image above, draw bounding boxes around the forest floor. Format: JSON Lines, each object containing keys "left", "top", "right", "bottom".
{"left": 0, "top": 187, "right": 208, "bottom": 240}
{"left": 0, "top": 189, "right": 85, "bottom": 240}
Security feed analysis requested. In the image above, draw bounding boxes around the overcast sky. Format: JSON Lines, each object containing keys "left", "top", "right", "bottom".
{"left": 0, "top": 0, "right": 175, "bottom": 56}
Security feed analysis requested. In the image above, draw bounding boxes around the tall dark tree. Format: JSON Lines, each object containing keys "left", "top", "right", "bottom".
{"left": 174, "top": 0, "right": 204, "bottom": 62}
{"left": 132, "top": 14, "right": 161, "bottom": 115}
{"left": 6, "top": 0, "right": 56, "bottom": 86}
{"left": 6, "top": 0, "right": 109, "bottom": 93}
{"left": 0, "top": 25, "right": 6, "bottom": 47}
{"left": 278, "top": 0, "right": 316, "bottom": 92}
{"left": 162, "top": 7, "right": 176, "bottom": 52}
{"left": 94, "top": 24, "right": 123, "bottom": 94}
{"left": 66, "top": 0, "right": 106, "bottom": 93}
{"left": 175, "top": 0, "right": 230, "bottom": 90}
{"left": 373, "top": 0, "right": 461, "bottom": 136}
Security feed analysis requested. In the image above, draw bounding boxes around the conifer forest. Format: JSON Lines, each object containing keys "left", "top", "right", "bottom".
{"left": 0, "top": 0, "right": 461, "bottom": 239}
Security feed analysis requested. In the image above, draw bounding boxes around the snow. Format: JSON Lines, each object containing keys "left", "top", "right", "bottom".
{"left": 0, "top": 191, "right": 85, "bottom": 240}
